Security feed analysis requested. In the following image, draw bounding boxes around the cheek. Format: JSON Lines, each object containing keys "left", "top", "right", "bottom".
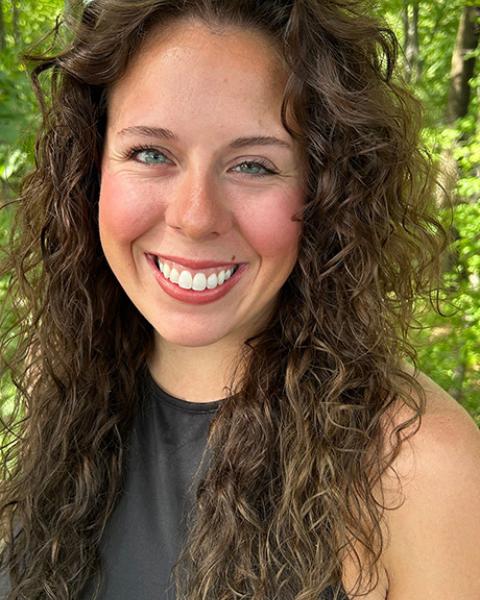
{"left": 236, "top": 189, "right": 303, "bottom": 259}
{"left": 98, "top": 173, "right": 164, "bottom": 244}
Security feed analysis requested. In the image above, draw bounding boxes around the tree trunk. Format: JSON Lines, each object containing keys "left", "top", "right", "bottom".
{"left": 438, "top": 6, "right": 480, "bottom": 211}
{"left": 0, "top": 0, "right": 6, "bottom": 52}
{"left": 11, "top": 0, "right": 20, "bottom": 45}
{"left": 64, "top": 0, "right": 72, "bottom": 19}
{"left": 447, "top": 6, "right": 480, "bottom": 124}
{"left": 402, "top": 0, "right": 422, "bottom": 84}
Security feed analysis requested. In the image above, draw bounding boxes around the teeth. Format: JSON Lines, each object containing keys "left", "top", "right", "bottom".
{"left": 207, "top": 273, "right": 218, "bottom": 289}
{"left": 192, "top": 273, "right": 207, "bottom": 291}
{"left": 170, "top": 267, "right": 179, "bottom": 284}
{"left": 178, "top": 270, "right": 192, "bottom": 289}
{"left": 155, "top": 257, "right": 239, "bottom": 292}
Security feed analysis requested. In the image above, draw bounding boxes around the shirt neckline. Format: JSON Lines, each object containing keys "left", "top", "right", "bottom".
{"left": 144, "top": 366, "right": 224, "bottom": 414}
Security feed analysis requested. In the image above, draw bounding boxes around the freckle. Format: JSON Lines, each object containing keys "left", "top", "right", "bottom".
{"left": 231, "top": 255, "right": 236, "bottom": 261}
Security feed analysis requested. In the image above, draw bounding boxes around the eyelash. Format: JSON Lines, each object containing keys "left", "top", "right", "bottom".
{"left": 120, "top": 145, "right": 278, "bottom": 178}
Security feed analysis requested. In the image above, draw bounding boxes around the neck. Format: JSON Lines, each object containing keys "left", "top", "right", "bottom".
{"left": 147, "top": 334, "right": 245, "bottom": 403}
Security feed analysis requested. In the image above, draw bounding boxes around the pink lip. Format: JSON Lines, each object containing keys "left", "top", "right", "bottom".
{"left": 148, "top": 253, "right": 241, "bottom": 270}
{"left": 145, "top": 254, "right": 248, "bottom": 305}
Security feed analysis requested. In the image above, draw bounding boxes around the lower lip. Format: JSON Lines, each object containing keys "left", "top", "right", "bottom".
{"left": 146, "top": 254, "right": 248, "bottom": 305}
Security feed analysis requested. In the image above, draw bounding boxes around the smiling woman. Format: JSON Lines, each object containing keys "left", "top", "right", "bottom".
{"left": 0, "top": 1, "right": 479, "bottom": 600}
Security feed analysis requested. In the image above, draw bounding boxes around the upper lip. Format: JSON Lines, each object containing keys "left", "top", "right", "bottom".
{"left": 147, "top": 253, "right": 242, "bottom": 269}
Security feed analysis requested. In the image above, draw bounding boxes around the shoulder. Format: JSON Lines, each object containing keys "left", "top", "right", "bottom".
{"left": 381, "top": 362, "right": 480, "bottom": 599}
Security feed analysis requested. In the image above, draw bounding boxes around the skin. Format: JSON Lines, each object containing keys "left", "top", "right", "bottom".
{"left": 99, "top": 18, "right": 307, "bottom": 401}
{"left": 341, "top": 366, "right": 480, "bottom": 599}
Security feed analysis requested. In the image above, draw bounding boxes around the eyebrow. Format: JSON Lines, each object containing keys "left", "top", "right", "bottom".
{"left": 117, "top": 125, "right": 292, "bottom": 150}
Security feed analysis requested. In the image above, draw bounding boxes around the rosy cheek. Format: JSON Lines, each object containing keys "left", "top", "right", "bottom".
{"left": 236, "top": 190, "right": 303, "bottom": 258}
{"left": 98, "top": 173, "right": 164, "bottom": 243}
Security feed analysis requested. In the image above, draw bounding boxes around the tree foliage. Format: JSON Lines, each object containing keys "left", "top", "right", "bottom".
{"left": 0, "top": 0, "right": 63, "bottom": 192}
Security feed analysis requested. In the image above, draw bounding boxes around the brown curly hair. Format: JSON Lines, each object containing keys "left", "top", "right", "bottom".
{"left": 0, "top": 0, "right": 449, "bottom": 598}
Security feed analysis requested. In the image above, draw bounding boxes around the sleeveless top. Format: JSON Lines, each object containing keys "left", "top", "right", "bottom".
{"left": 0, "top": 367, "right": 349, "bottom": 600}
{"left": 79, "top": 368, "right": 349, "bottom": 600}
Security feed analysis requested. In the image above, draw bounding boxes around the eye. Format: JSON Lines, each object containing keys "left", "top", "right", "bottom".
{"left": 124, "top": 146, "right": 171, "bottom": 165}
{"left": 231, "top": 160, "right": 277, "bottom": 178}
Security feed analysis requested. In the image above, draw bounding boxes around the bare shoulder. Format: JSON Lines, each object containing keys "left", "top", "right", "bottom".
{"left": 381, "top": 362, "right": 480, "bottom": 599}
{"left": 340, "top": 363, "right": 480, "bottom": 599}
{"left": 384, "top": 359, "right": 480, "bottom": 514}
{"left": 383, "top": 361, "right": 480, "bottom": 490}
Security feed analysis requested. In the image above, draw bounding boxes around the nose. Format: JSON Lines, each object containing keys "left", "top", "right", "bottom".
{"left": 164, "top": 167, "right": 233, "bottom": 240}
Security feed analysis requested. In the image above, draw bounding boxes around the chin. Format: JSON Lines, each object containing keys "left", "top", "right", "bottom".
{"left": 153, "top": 325, "right": 237, "bottom": 349}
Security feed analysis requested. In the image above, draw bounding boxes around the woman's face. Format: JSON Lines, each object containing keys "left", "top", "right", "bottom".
{"left": 99, "top": 18, "right": 306, "bottom": 351}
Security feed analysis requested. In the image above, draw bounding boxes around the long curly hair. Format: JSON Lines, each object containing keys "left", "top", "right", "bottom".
{"left": 0, "top": 0, "right": 450, "bottom": 598}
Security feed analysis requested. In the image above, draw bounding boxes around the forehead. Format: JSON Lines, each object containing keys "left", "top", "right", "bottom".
{"left": 106, "top": 19, "right": 291, "bottom": 132}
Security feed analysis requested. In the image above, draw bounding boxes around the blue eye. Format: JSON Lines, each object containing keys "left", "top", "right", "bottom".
{"left": 133, "top": 148, "right": 169, "bottom": 165}
{"left": 232, "top": 161, "right": 276, "bottom": 177}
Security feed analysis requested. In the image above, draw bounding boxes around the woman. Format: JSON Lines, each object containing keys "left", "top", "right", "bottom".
{"left": 1, "top": 0, "right": 479, "bottom": 598}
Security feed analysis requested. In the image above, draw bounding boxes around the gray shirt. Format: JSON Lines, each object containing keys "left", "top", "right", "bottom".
{"left": 1, "top": 369, "right": 348, "bottom": 600}
{"left": 79, "top": 369, "right": 221, "bottom": 600}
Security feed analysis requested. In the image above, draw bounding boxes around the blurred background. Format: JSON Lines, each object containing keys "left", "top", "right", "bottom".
{"left": 0, "top": 0, "right": 479, "bottom": 422}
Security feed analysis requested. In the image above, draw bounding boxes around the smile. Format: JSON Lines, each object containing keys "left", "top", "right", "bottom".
{"left": 154, "top": 256, "right": 240, "bottom": 291}
{"left": 146, "top": 254, "right": 248, "bottom": 305}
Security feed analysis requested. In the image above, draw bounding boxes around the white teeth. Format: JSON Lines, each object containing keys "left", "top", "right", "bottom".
{"left": 169, "top": 267, "right": 179, "bottom": 283}
{"left": 178, "top": 270, "right": 193, "bottom": 289}
{"left": 155, "top": 257, "right": 239, "bottom": 292}
{"left": 207, "top": 273, "right": 218, "bottom": 289}
{"left": 192, "top": 273, "right": 207, "bottom": 291}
